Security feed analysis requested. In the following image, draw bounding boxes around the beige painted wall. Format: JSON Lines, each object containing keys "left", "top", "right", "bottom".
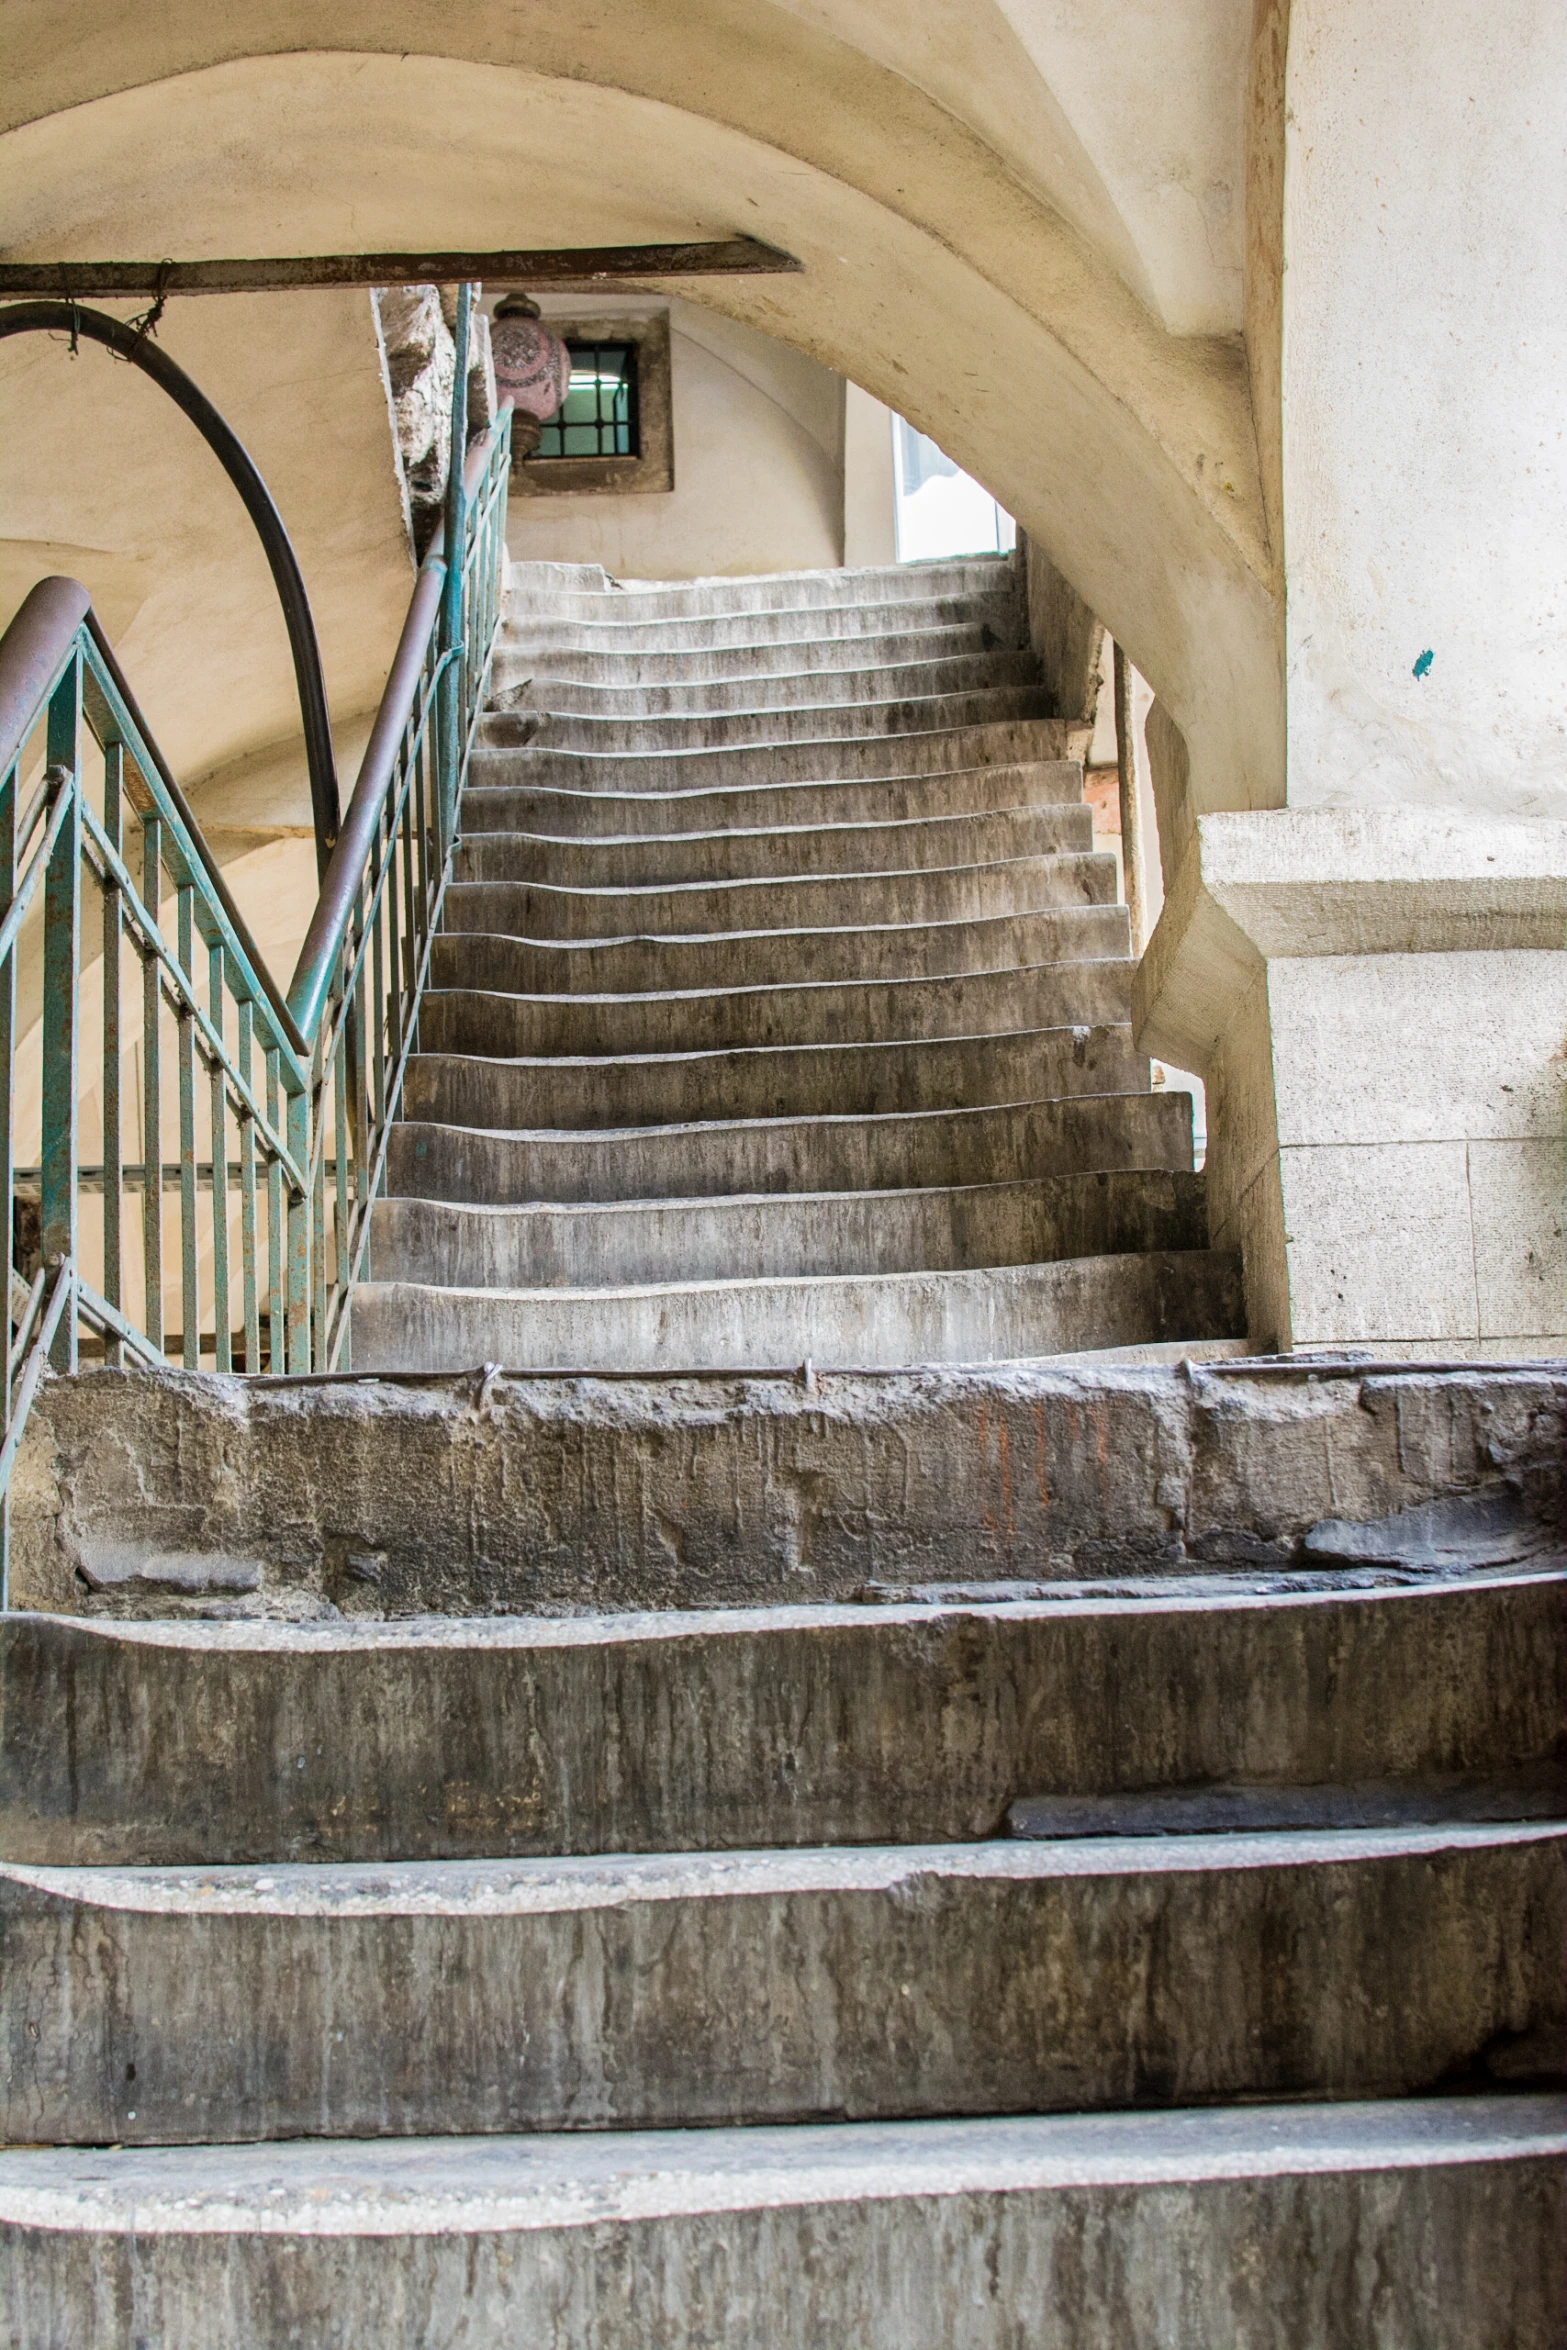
{"left": 0, "top": 290, "right": 413, "bottom": 805}
{"left": 503, "top": 295, "right": 845, "bottom": 579}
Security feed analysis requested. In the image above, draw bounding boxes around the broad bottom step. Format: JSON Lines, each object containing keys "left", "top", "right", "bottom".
{"left": 3, "top": 2099, "right": 1561, "bottom": 2349}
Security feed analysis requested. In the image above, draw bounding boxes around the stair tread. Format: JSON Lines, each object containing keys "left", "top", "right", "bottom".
{"left": 21, "top": 1808, "right": 1566, "bottom": 1887}
{"left": 21, "top": 1558, "right": 1562, "bottom": 1645}
{"left": 408, "top": 1021, "right": 1133, "bottom": 1071}
{"left": 9, "top": 2096, "right": 1558, "bottom": 2223}
{"left": 359, "top": 1249, "right": 1223, "bottom": 1299}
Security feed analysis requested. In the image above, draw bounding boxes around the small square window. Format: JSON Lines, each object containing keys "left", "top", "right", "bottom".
{"left": 510, "top": 311, "right": 672, "bottom": 497}
{"left": 536, "top": 343, "right": 639, "bottom": 460}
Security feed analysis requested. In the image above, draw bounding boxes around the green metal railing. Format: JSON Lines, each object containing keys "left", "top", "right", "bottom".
{"left": 0, "top": 370, "right": 510, "bottom": 1590}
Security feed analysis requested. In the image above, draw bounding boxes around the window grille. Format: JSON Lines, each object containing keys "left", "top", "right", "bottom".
{"left": 535, "top": 342, "right": 639, "bottom": 459}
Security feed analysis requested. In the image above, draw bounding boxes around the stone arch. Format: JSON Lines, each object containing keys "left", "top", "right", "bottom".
{"left": 0, "top": 23, "right": 1284, "bottom": 823}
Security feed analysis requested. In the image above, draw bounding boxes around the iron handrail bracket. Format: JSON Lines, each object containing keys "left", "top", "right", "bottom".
{"left": 0, "top": 300, "right": 341, "bottom": 872}
{"left": 0, "top": 369, "right": 511, "bottom": 1599}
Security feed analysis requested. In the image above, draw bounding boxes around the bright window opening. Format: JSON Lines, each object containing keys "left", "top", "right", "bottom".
{"left": 536, "top": 342, "right": 639, "bottom": 459}
{"left": 892, "top": 417, "right": 1016, "bottom": 562}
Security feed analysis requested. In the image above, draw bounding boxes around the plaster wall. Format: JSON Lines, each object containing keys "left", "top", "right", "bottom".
{"left": 1281, "top": 0, "right": 1567, "bottom": 821}
{"left": 504, "top": 296, "right": 845, "bottom": 580}
{"left": 0, "top": 290, "right": 412, "bottom": 799}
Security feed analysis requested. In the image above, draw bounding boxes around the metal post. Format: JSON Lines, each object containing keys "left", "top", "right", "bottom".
{"left": 101, "top": 743, "right": 124, "bottom": 1366}
{"left": 41, "top": 662, "right": 82, "bottom": 1371}
{"left": 438, "top": 281, "right": 473, "bottom": 859}
{"left": 140, "top": 815, "right": 165, "bottom": 1357}
{"left": 284, "top": 1082, "right": 312, "bottom": 1372}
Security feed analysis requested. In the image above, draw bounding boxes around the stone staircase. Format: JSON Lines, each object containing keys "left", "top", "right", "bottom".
{"left": 352, "top": 554, "right": 1243, "bottom": 1371}
{"left": 0, "top": 554, "right": 1562, "bottom": 2344}
{"left": 2, "top": 1357, "right": 1565, "bottom": 2340}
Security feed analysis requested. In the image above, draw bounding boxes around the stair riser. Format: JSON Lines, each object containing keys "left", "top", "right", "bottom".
{"left": 460, "top": 758, "right": 1087, "bottom": 835}
{"left": 506, "top": 560, "right": 1017, "bottom": 621}
{"left": 368, "top": 1171, "right": 1207, "bottom": 1288}
{"left": 416, "top": 964, "right": 1133, "bottom": 1056}
{"left": 400, "top": 1029, "right": 1143, "bottom": 1133}
{"left": 4, "top": 2127, "right": 1559, "bottom": 2350}
{"left": 427, "top": 908, "right": 1132, "bottom": 996}
{"left": 503, "top": 594, "right": 1025, "bottom": 656}
{"left": 452, "top": 808, "right": 1093, "bottom": 887}
{"left": 513, "top": 620, "right": 998, "bottom": 683}
{"left": 520, "top": 690, "right": 1054, "bottom": 753}
{"left": 488, "top": 721, "right": 1087, "bottom": 791}
{"left": 4, "top": 1831, "right": 1560, "bottom": 2141}
{"left": 5, "top": 1579, "right": 1559, "bottom": 1862}
{"left": 349, "top": 1250, "right": 1243, "bottom": 1372}
{"left": 500, "top": 650, "right": 1042, "bottom": 713}
{"left": 441, "top": 856, "right": 1116, "bottom": 942}
{"left": 387, "top": 1091, "right": 1193, "bottom": 1202}
{"left": 12, "top": 1364, "right": 1561, "bottom": 1622}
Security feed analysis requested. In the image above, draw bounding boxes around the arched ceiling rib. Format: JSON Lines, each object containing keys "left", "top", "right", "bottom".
{"left": 0, "top": 13, "right": 1283, "bottom": 811}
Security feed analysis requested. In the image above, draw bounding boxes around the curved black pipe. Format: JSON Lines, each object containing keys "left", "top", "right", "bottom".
{"left": 0, "top": 300, "right": 341, "bottom": 873}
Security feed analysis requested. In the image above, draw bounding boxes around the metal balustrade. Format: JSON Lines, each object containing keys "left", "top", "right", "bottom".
{"left": 0, "top": 380, "right": 510, "bottom": 1592}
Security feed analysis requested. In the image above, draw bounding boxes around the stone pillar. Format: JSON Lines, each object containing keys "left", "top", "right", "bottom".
{"left": 1137, "top": 0, "right": 1567, "bottom": 1355}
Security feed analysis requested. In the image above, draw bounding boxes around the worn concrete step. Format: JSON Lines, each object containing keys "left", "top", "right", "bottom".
{"left": 4, "top": 1823, "right": 1561, "bottom": 2142}
{"left": 416, "top": 961, "right": 1132, "bottom": 1057}
{"left": 441, "top": 852, "right": 1116, "bottom": 944}
{"left": 387, "top": 1089, "right": 1195, "bottom": 1204}
{"left": 506, "top": 556, "right": 1017, "bottom": 622}
{"left": 507, "top": 650, "right": 1042, "bottom": 716}
{"left": 461, "top": 757, "right": 1087, "bottom": 837}
{"left": 369, "top": 1171, "right": 1206, "bottom": 1290}
{"left": 453, "top": 806, "right": 1093, "bottom": 889}
{"left": 14, "top": 1364, "right": 1567, "bottom": 1621}
{"left": 524, "top": 688, "right": 1055, "bottom": 754}
{"left": 503, "top": 592, "right": 1026, "bottom": 659}
{"left": 402, "top": 1026, "right": 1143, "bottom": 1134}
{"left": 428, "top": 905, "right": 1132, "bottom": 997}
{"left": 7, "top": 1570, "right": 1560, "bottom": 1860}
{"left": 4, "top": 2100, "right": 1561, "bottom": 2350}
{"left": 489, "top": 721, "right": 1087, "bottom": 794}
{"left": 18, "top": 2098, "right": 1564, "bottom": 2350}
{"left": 510, "top": 620, "right": 1008, "bottom": 685}
{"left": 349, "top": 1248, "right": 1241, "bottom": 1371}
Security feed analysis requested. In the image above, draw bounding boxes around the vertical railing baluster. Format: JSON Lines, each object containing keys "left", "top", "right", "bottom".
{"left": 385, "top": 797, "right": 404, "bottom": 1069}
{"left": 238, "top": 1000, "right": 260, "bottom": 1374}
{"left": 353, "top": 946, "right": 371, "bottom": 1229}
{"left": 333, "top": 995, "right": 351, "bottom": 1298}
{"left": 312, "top": 1044, "right": 329, "bottom": 1366}
{"left": 101, "top": 743, "right": 124, "bottom": 1367}
{"left": 208, "top": 941, "right": 231, "bottom": 1372}
{"left": 41, "top": 660, "right": 82, "bottom": 1372}
{"left": 437, "top": 279, "right": 473, "bottom": 859}
{"left": 370, "top": 873, "right": 386, "bottom": 1133}
{"left": 175, "top": 885, "right": 199, "bottom": 1370}
{"left": 141, "top": 814, "right": 165, "bottom": 1359}
{"left": 285, "top": 1080, "right": 312, "bottom": 1372}
{"left": 413, "top": 706, "right": 431, "bottom": 931}
{"left": 265, "top": 1047, "right": 284, "bottom": 1373}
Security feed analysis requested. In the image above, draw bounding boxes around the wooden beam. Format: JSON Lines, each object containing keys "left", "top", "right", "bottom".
{"left": 0, "top": 240, "right": 802, "bottom": 300}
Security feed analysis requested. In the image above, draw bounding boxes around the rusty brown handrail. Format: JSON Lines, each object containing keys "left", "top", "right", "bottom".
{"left": 287, "top": 416, "right": 504, "bottom": 1041}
